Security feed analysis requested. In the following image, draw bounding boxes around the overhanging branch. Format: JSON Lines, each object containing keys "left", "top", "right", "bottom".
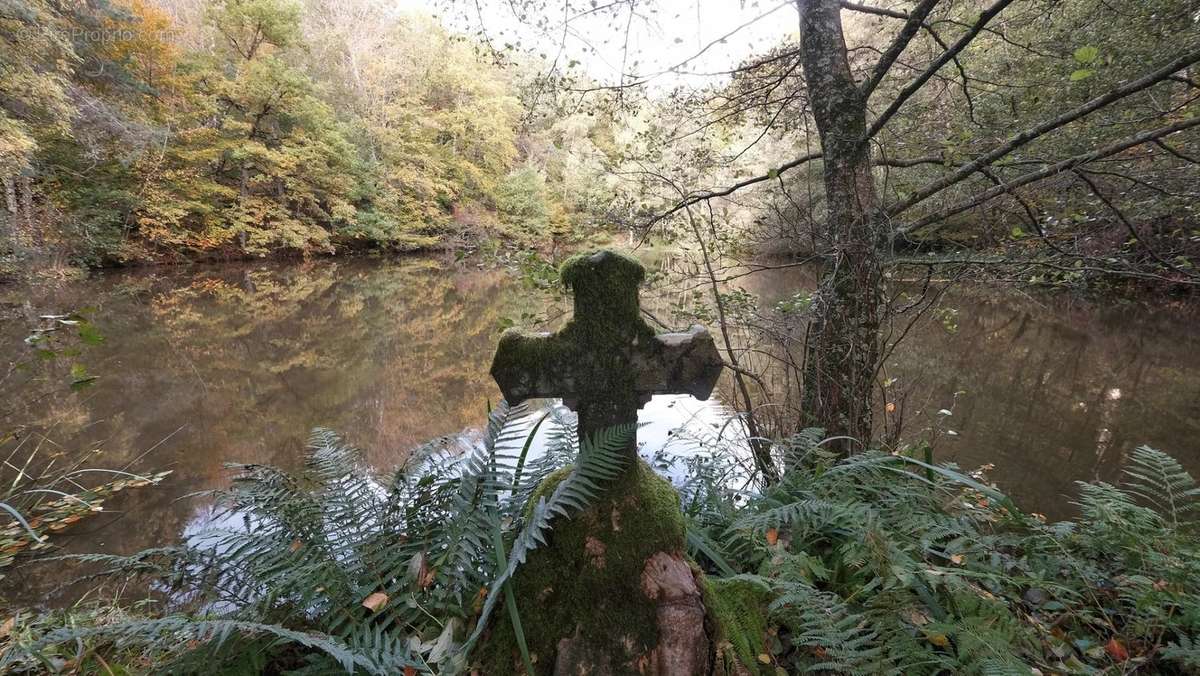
{"left": 888, "top": 46, "right": 1200, "bottom": 216}
{"left": 859, "top": 0, "right": 942, "bottom": 99}
{"left": 863, "top": 0, "right": 1016, "bottom": 141}
{"left": 639, "top": 152, "right": 983, "bottom": 230}
{"left": 640, "top": 152, "right": 822, "bottom": 230}
{"left": 897, "top": 116, "right": 1200, "bottom": 237}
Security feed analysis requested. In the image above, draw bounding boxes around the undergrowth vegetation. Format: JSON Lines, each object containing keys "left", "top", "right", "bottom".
{"left": 2, "top": 403, "right": 1197, "bottom": 674}
{"left": 1, "top": 403, "right": 630, "bottom": 673}
{"left": 679, "top": 434, "right": 1200, "bottom": 674}
{"left": 1, "top": 310, "right": 170, "bottom": 580}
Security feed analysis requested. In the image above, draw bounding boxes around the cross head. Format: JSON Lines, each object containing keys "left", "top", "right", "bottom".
{"left": 490, "top": 249, "right": 724, "bottom": 460}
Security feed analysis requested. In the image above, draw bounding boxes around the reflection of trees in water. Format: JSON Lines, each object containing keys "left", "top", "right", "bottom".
{"left": 141, "top": 258, "right": 526, "bottom": 470}
{"left": 730, "top": 266, "right": 1199, "bottom": 518}
{"left": 912, "top": 292, "right": 1200, "bottom": 517}
{"left": 3, "top": 258, "right": 1198, "bottom": 602}
{"left": 0, "top": 258, "right": 534, "bottom": 605}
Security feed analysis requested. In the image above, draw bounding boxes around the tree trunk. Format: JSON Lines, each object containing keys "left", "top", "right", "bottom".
{"left": 20, "top": 176, "right": 34, "bottom": 232}
{"left": 238, "top": 165, "right": 250, "bottom": 250}
{"left": 795, "top": 0, "right": 883, "bottom": 451}
{"left": 3, "top": 177, "right": 16, "bottom": 216}
{"left": 1, "top": 177, "right": 15, "bottom": 251}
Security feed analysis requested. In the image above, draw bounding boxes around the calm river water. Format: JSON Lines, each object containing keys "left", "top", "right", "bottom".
{"left": 1, "top": 254, "right": 1197, "bottom": 604}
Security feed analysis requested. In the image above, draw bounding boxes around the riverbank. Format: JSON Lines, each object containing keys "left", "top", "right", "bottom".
{"left": 2, "top": 250, "right": 1198, "bottom": 673}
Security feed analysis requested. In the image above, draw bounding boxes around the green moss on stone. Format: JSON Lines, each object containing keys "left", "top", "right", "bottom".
{"left": 559, "top": 249, "right": 645, "bottom": 314}
{"left": 490, "top": 249, "right": 662, "bottom": 439}
{"left": 558, "top": 249, "right": 652, "bottom": 337}
{"left": 478, "top": 460, "right": 688, "bottom": 674}
{"left": 490, "top": 327, "right": 572, "bottom": 381}
{"left": 702, "top": 576, "right": 771, "bottom": 675}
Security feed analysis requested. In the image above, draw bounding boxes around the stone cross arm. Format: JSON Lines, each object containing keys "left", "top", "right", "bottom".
{"left": 489, "top": 250, "right": 724, "bottom": 431}
{"left": 491, "top": 323, "right": 723, "bottom": 408}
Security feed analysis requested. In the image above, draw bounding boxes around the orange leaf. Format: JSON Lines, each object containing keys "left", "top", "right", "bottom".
{"left": 885, "top": 402, "right": 896, "bottom": 413}
{"left": 289, "top": 539, "right": 303, "bottom": 553}
{"left": 420, "top": 567, "right": 437, "bottom": 589}
{"left": 950, "top": 554, "right": 964, "bottom": 565}
{"left": 404, "top": 668, "right": 417, "bottom": 676}
{"left": 1105, "top": 638, "right": 1129, "bottom": 662}
{"left": 927, "top": 633, "right": 950, "bottom": 647}
{"left": 765, "top": 528, "right": 779, "bottom": 546}
{"left": 362, "top": 592, "right": 389, "bottom": 613}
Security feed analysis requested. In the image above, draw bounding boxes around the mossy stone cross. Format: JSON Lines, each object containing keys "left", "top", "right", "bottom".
{"left": 490, "top": 249, "right": 724, "bottom": 460}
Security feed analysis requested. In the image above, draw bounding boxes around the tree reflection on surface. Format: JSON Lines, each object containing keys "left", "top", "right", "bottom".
{"left": 1, "top": 256, "right": 1197, "bottom": 605}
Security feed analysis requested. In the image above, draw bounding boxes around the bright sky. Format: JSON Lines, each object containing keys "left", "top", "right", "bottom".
{"left": 400, "top": 0, "right": 798, "bottom": 87}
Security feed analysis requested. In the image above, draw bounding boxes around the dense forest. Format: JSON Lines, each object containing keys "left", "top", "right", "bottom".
{"left": 0, "top": 0, "right": 625, "bottom": 267}
{"left": 4, "top": 0, "right": 1198, "bottom": 277}
{"left": 2, "top": 0, "right": 1199, "bottom": 674}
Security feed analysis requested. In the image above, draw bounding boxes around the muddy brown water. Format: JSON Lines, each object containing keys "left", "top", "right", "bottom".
{"left": 1, "top": 255, "right": 1197, "bottom": 606}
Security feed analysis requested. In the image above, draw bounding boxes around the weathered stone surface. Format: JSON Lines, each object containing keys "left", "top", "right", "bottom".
{"left": 479, "top": 461, "right": 711, "bottom": 676}
{"left": 482, "top": 249, "right": 728, "bottom": 675}
{"left": 490, "top": 248, "right": 723, "bottom": 458}
{"left": 493, "top": 324, "right": 722, "bottom": 405}
{"left": 641, "top": 552, "right": 710, "bottom": 676}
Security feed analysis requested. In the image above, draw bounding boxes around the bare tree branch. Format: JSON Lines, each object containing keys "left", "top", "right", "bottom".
{"left": 859, "top": 0, "right": 941, "bottom": 99}
{"left": 863, "top": 0, "right": 1016, "bottom": 139}
{"left": 1072, "top": 169, "right": 1197, "bottom": 279}
{"left": 898, "top": 116, "right": 1200, "bottom": 237}
{"left": 888, "top": 46, "right": 1200, "bottom": 216}
{"left": 838, "top": 0, "right": 906, "bottom": 20}
{"left": 1153, "top": 138, "right": 1200, "bottom": 165}
{"left": 640, "top": 151, "right": 822, "bottom": 229}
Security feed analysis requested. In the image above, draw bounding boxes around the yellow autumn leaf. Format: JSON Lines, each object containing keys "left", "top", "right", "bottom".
{"left": 927, "top": 633, "right": 950, "bottom": 647}
{"left": 757, "top": 653, "right": 771, "bottom": 664}
{"left": 361, "top": 592, "right": 389, "bottom": 613}
{"left": 950, "top": 554, "right": 964, "bottom": 565}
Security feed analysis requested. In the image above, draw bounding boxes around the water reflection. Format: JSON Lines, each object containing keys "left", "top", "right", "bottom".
{"left": 742, "top": 266, "right": 1200, "bottom": 515}
{"left": 0, "top": 258, "right": 539, "bottom": 604}
{"left": 1, "top": 256, "right": 1197, "bottom": 605}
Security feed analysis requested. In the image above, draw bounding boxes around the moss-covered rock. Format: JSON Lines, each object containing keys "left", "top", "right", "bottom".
{"left": 702, "top": 576, "right": 772, "bottom": 676}
{"left": 490, "top": 248, "right": 723, "bottom": 461}
{"left": 478, "top": 460, "right": 705, "bottom": 675}
{"left": 558, "top": 249, "right": 649, "bottom": 332}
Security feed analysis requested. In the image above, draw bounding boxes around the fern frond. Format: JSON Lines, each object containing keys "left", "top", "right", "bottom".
{"left": 1162, "top": 634, "right": 1200, "bottom": 671}
{"left": 767, "top": 578, "right": 886, "bottom": 674}
{"left": 1073, "top": 481, "right": 1162, "bottom": 535}
{"left": 7, "top": 617, "right": 418, "bottom": 675}
{"left": 460, "top": 423, "right": 633, "bottom": 653}
{"left": 731, "top": 496, "right": 872, "bottom": 538}
{"left": 1121, "top": 445, "right": 1199, "bottom": 528}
